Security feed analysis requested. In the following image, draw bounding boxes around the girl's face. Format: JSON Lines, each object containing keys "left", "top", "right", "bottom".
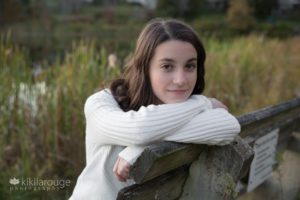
{"left": 149, "top": 40, "right": 198, "bottom": 104}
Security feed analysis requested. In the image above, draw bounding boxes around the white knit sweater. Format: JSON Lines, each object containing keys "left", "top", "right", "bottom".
{"left": 69, "top": 89, "right": 241, "bottom": 200}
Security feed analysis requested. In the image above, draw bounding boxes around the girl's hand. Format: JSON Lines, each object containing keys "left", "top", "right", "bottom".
{"left": 209, "top": 98, "right": 228, "bottom": 110}
{"left": 113, "top": 156, "right": 130, "bottom": 182}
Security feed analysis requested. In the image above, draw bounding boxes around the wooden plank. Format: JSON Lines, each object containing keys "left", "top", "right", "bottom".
{"left": 117, "top": 165, "right": 189, "bottom": 200}
{"left": 118, "top": 136, "right": 253, "bottom": 200}
{"left": 238, "top": 98, "right": 300, "bottom": 138}
{"left": 238, "top": 98, "right": 300, "bottom": 127}
{"left": 129, "top": 142, "right": 204, "bottom": 184}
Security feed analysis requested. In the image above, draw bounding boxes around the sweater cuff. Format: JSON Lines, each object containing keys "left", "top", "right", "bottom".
{"left": 118, "top": 146, "right": 146, "bottom": 165}
{"left": 197, "top": 95, "right": 213, "bottom": 110}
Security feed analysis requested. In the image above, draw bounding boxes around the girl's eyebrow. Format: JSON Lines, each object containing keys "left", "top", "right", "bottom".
{"left": 186, "top": 58, "right": 197, "bottom": 62}
{"left": 159, "top": 58, "right": 175, "bottom": 62}
{"left": 159, "top": 58, "right": 197, "bottom": 62}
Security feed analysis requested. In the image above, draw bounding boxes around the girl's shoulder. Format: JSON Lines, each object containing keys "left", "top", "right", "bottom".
{"left": 87, "top": 88, "right": 112, "bottom": 100}
{"left": 84, "top": 88, "right": 117, "bottom": 114}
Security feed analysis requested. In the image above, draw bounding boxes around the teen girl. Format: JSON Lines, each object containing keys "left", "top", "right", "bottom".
{"left": 70, "top": 18, "right": 240, "bottom": 200}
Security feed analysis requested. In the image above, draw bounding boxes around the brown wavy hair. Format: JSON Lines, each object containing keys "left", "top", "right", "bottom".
{"left": 110, "top": 18, "right": 206, "bottom": 111}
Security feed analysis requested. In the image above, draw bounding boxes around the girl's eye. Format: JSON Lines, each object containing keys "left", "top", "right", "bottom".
{"left": 185, "top": 63, "right": 197, "bottom": 71}
{"left": 161, "top": 64, "right": 173, "bottom": 71}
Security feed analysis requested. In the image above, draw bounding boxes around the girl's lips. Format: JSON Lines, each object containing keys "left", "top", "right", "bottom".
{"left": 167, "top": 90, "right": 188, "bottom": 94}
{"left": 167, "top": 90, "right": 188, "bottom": 92}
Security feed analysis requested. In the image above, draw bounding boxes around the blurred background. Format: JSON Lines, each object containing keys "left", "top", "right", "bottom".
{"left": 0, "top": 0, "right": 299, "bottom": 199}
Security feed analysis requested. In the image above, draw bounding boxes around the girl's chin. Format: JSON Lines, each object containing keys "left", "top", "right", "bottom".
{"left": 162, "top": 98, "right": 189, "bottom": 104}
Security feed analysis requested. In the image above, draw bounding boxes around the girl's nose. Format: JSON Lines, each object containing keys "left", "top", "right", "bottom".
{"left": 173, "top": 71, "right": 187, "bottom": 86}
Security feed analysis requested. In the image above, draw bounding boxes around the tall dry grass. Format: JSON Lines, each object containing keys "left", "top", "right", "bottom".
{"left": 205, "top": 35, "right": 300, "bottom": 115}
{"left": 0, "top": 37, "right": 120, "bottom": 199}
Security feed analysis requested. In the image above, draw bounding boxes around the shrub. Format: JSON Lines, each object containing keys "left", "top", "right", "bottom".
{"left": 248, "top": 0, "right": 278, "bottom": 19}
{"left": 156, "top": 0, "right": 205, "bottom": 19}
{"left": 227, "top": 0, "right": 256, "bottom": 33}
{"left": 156, "top": 0, "right": 178, "bottom": 17}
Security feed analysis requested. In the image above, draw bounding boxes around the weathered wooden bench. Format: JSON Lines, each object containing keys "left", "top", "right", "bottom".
{"left": 117, "top": 98, "right": 300, "bottom": 200}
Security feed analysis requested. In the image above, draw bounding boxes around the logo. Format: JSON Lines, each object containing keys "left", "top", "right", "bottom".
{"left": 9, "top": 178, "right": 20, "bottom": 185}
{"left": 9, "top": 177, "right": 71, "bottom": 191}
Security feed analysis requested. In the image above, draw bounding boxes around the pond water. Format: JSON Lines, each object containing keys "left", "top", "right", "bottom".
{"left": 5, "top": 27, "right": 140, "bottom": 64}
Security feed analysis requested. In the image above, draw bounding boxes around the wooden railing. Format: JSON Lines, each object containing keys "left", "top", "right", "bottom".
{"left": 117, "top": 98, "right": 300, "bottom": 200}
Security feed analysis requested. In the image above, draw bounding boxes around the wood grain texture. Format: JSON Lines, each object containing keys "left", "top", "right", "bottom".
{"left": 129, "top": 142, "right": 204, "bottom": 184}
{"left": 117, "top": 165, "right": 189, "bottom": 200}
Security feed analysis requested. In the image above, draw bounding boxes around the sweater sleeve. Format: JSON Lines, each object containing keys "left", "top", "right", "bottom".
{"left": 85, "top": 89, "right": 213, "bottom": 146}
{"left": 118, "top": 145, "right": 146, "bottom": 165}
{"left": 118, "top": 109, "right": 240, "bottom": 165}
{"left": 164, "top": 108, "right": 241, "bottom": 145}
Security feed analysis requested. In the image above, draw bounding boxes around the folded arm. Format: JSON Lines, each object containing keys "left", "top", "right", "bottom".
{"left": 119, "top": 108, "right": 240, "bottom": 166}
{"left": 85, "top": 89, "right": 213, "bottom": 146}
{"left": 164, "top": 108, "right": 240, "bottom": 145}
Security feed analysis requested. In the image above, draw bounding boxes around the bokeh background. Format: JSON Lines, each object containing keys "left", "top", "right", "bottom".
{"left": 0, "top": 0, "right": 300, "bottom": 199}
